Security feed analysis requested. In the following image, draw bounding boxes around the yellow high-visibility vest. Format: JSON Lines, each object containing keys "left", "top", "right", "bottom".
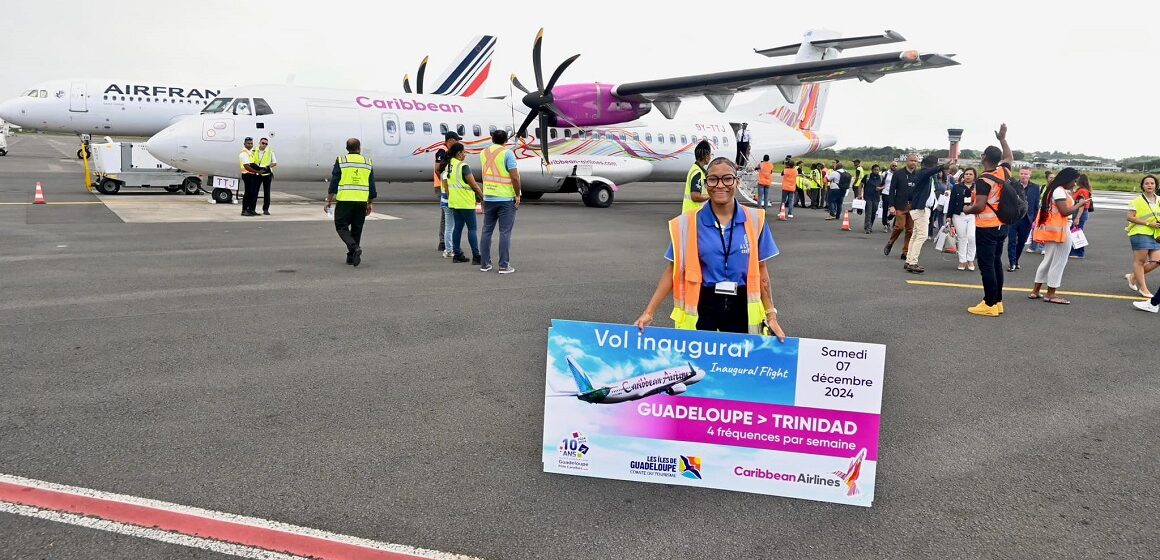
{"left": 336, "top": 153, "right": 372, "bottom": 202}
{"left": 480, "top": 144, "right": 515, "bottom": 199}
{"left": 446, "top": 158, "right": 476, "bottom": 209}
{"left": 252, "top": 148, "right": 274, "bottom": 175}
{"left": 683, "top": 163, "right": 705, "bottom": 213}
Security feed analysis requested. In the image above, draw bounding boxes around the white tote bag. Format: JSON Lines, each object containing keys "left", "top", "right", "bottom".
{"left": 851, "top": 198, "right": 867, "bottom": 211}
{"left": 935, "top": 223, "right": 957, "bottom": 252}
{"left": 1069, "top": 228, "right": 1089, "bottom": 249}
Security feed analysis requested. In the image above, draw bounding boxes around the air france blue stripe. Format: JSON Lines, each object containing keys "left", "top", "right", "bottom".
{"left": 446, "top": 38, "right": 495, "bottom": 95}
{"left": 433, "top": 36, "right": 495, "bottom": 95}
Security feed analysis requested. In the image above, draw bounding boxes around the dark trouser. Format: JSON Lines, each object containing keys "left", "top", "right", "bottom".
{"left": 977, "top": 225, "right": 1008, "bottom": 305}
{"left": 437, "top": 191, "right": 446, "bottom": 248}
{"left": 796, "top": 188, "right": 807, "bottom": 208}
{"left": 480, "top": 200, "right": 516, "bottom": 267}
{"left": 929, "top": 208, "right": 945, "bottom": 237}
{"left": 888, "top": 210, "right": 914, "bottom": 250}
{"left": 258, "top": 174, "right": 273, "bottom": 212}
{"left": 1152, "top": 290, "right": 1160, "bottom": 307}
{"left": 736, "top": 143, "right": 750, "bottom": 167}
{"left": 1007, "top": 216, "right": 1033, "bottom": 266}
{"left": 864, "top": 198, "right": 880, "bottom": 232}
{"left": 334, "top": 201, "right": 367, "bottom": 254}
{"left": 241, "top": 174, "right": 260, "bottom": 213}
{"left": 780, "top": 190, "right": 795, "bottom": 215}
{"left": 882, "top": 199, "right": 894, "bottom": 226}
{"left": 827, "top": 189, "right": 842, "bottom": 217}
{"left": 451, "top": 208, "right": 479, "bottom": 257}
{"left": 696, "top": 286, "right": 748, "bottom": 334}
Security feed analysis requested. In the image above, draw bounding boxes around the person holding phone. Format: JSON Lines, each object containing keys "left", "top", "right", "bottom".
{"left": 634, "top": 157, "right": 785, "bottom": 340}
{"left": 1027, "top": 168, "right": 1086, "bottom": 303}
{"left": 1124, "top": 175, "right": 1160, "bottom": 298}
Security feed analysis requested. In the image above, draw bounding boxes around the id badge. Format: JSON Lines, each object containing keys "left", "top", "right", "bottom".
{"left": 714, "top": 281, "right": 738, "bottom": 296}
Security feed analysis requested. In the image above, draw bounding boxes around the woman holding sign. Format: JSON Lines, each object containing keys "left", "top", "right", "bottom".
{"left": 634, "top": 157, "right": 786, "bottom": 341}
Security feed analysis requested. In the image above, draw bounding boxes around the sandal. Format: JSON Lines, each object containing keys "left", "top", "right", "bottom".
{"left": 1028, "top": 293, "right": 1042, "bottom": 300}
{"left": 1043, "top": 296, "right": 1071, "bottom": 305}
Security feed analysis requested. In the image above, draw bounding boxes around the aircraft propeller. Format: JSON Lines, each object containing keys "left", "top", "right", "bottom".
{"left": 510, "top": 28, "right": 580, "bottom": 166}
{"left": 402, "top": 56, "right": 430, "bottom": 94}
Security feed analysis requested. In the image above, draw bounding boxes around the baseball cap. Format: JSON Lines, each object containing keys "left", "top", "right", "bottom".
{"left": 444, "top": 131, "right": 462, "bottom": 140}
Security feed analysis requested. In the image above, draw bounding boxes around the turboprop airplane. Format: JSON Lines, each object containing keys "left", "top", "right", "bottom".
{"left": 144, "top": 29, "right": 957, "bottom": 208}
{"left": 549, "top": 357, "right": 707, "bottom": 404}
{"left": 0, "top": 36, "right": 495, "bottom": 158}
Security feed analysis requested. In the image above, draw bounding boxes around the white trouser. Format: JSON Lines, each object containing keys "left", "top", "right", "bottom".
{"left": 1034, "top": 237, "right": 1074, "bottom": 288}
{"left": 951, "top": 213, "right": 977, "bottom": 264}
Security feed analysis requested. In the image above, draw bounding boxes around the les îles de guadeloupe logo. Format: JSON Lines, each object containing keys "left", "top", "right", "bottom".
{"left": 680, "top": 455, "right": 703, "bottom": 480}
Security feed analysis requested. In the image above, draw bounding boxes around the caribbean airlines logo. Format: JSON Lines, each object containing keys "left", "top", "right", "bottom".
{"left": 832, "top": 448, "right": 867, "bottom": 497}
{"left": 679, "top": 456, "right": 702, "bottom": 480}
{"left": 355, "top": 96, "right": 464, "bottom": 113}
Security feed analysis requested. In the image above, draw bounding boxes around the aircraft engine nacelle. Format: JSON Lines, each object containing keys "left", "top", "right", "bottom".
{"left": 551, "top": 83, "right": 651, "bottom": 127}
{"left": 666, "top": 383, "right": 688, "bottom": 396}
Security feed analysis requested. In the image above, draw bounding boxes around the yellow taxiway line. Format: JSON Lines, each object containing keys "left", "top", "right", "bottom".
{"left": 907, "top": 280, "right": 1148, "bottom": 301}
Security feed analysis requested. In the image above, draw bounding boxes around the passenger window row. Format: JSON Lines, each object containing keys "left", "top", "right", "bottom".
{"left": 396, "top": 121, "right": 722, "bottom": 147}
{"left": 101, "top": 95, "right": 210, "bottom": 104}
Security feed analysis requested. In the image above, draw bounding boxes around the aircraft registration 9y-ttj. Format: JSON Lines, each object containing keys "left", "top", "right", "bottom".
{"left": 146, "top": 29, "right": 958, "bottom": 208}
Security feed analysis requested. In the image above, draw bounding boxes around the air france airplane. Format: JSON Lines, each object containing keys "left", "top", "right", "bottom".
{"left": 549, "top": 357, "right": 707, "bottom": 404}
{"left": 144, "top": 29, "right": 957, "bottom": 207}
{"left": 0, "top": 36, "right": 495, "bottom": 158}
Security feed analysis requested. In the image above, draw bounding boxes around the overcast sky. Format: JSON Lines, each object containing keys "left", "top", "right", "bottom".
{"left": 1, "top": 0, "right": 1153, "bottom": 159}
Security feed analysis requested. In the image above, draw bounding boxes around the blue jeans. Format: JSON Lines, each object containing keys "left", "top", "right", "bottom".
{"left": 757, "top": 186, "right": 770, "bottom": 208}
{"left": 441, "top": 206, "right": 454, "bottom": 252}
{"left": 780, "top": 190, "right": 795, "bottom": 215}
{"left": 480, "top": 200, "right": 516, "bottom": 267}
{"left": 451, "top": 208, "right": 479, "bottom": 257}
{"left": 827, "top": 189, "right": 842, "bottom": 217}
{"left": 1069, "top": 211, "right": 1088, "bottom": 257}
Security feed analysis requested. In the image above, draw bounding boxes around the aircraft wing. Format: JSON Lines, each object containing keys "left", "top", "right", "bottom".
{"left": 611, "top": 50, "right": 958, "bottom": 109}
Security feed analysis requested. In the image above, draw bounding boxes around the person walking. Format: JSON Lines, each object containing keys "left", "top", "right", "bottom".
{"left": 478, "top": 129, "right": 522, "bottom": 274}
{"left": 851, "top": 159, "right": 866, "bottom": 211}
{"left": 902, "top": 155, "right": 952, "bottom": 274}
{"left": 435, "top": 131, "right": 461, "bottom": 253}
{"left": 633, "top": 157, "right": 785, "bottom": 339}
{"left": 238, "top": 137, "right": 262, "bottom": 216}
{"left": 794, "top": 162, "right": 808, "bottom": 209}
{"left": 1125, "top": 174, "right": 1160, "bottom": 298}
{"left": 884, "top": 155, "right": 919, "bottom": 259}
{"left": 754, "top": 155, "right": 774, "bottom": 209}
{"left": 683, "top": 140, "right": 712, "bottom": 213}
{"left": 825, "top": 163, "right": 843, "bottom": 219}
{"left": 1069, "top": 174, "right": 1093, "bottom": 259}
{"left": 963, "top": 124, "right": 1015, "bottom": 317}
{"left": 862, "top": 164, "right": 883, "bottom": 234}
{"left": 1028, "top": 168, "right": 1087, "bottom": 304}
{"left": 880, "top": 163, "right": 896, "bottom": 231}
{"left": 780, "top": 159, "right": 797, "bottom": 217}
{"left": 252, "top": 137, "right": 277, "bottom": 215}
{"left": 928, "top": 169, "right": 950, "bottom": 238}
{"left": 1006, "top": 166, "right": 1041, "bottom": 272}
{"left": 948, "top": 167, "right": 978, "bottom": 271}
{"left": 323, "top": 138, "right": 375, "bottom": 267}
{"left": 735, "top": 123, "right": 751, "bottom": 167}
{"left": 444, "top": 142, "right": 483, "bottom": 265}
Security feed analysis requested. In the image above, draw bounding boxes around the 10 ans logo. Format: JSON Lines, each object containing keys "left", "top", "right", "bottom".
{"left": 556, "top": 432, "right": 591, "bottom": 471}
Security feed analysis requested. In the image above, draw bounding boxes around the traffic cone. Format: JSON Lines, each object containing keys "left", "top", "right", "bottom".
{"left": 777, "top": 203, "right": 787, "bottom": 221}
{"left": 840, "top": 209, "right": 851, "bottom": 231}
{"left": 33, "top": 182, "right": 46, "bottom": 204}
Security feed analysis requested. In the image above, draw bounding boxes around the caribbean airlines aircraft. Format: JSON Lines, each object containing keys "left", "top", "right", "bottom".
{"left": 548, "top": 357, "right": 706, "bottom": 404}
{"left": 145, "top": 29, "right": 957, "bottom": 207}
{"left": 0, "top": 36, "right": 495, "bottom": 158}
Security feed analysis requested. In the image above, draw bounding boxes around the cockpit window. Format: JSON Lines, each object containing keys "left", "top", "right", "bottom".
{"left": 202, "top": 97, "right": 233, "bottom": 114}
{"left": 253, "top": 98, "right": 273, "bottom": 116}
{"left": 228, "top": 98, "right": 252, "bottom": 116}
{"left": 38, "top": 90, "right": 48, "bottom": 98}
{"left": 22, "top": 90, "right": 34, "bottom": 97}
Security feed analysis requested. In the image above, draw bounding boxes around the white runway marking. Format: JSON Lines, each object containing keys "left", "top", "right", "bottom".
{"left": 94, "top": 192, "right": 402, "bottom": 223}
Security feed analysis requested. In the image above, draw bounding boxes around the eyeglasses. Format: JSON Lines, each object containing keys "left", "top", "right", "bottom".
{"left": 706, "top": 175, "right": 738, "bottom": 187}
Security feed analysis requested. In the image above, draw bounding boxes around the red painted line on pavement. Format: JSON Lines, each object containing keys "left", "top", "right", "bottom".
{"left": 0, "top": 480, "right": 425, "bottom": 560}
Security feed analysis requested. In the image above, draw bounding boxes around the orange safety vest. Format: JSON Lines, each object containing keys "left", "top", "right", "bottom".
{"left": 974, "top": 166, "right": 1010, "bottom": 228}
{"left": 757, "top": 161, "right": 774, "bottom": 187}
{"left": 1032, "top": 190, "right": 1072, "bottom": 244}
{"left": 781, "top": 166, "right": 798, "bottom": 192}
{"left": 667, "top": 206, "right": 767, "bottom": 333}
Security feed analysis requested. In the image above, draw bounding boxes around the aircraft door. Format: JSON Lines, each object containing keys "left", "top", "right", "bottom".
{"left": 307, "top": 105, "right": 362, "bottom": 171}
{"left": 381, "top": 113, "right": 401, "bottom": 146}
{"left": 69, "top": 81, "right": 87, "bottom": 112}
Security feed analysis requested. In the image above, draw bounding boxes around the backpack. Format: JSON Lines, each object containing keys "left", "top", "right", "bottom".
{"left": 838, "top": 171, "right": 852, "bottom": 189}
{"left": 980, "top": 170, "right": 1028, "bottom": 225}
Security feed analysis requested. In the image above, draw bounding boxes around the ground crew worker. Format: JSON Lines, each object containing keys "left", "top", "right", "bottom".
{"left": 755, "top": 155, "right": 774, "bottom": 209}
{"left": 683, "top": 140, "right": 712, "bottom": 213}
{"left": 238, "top": 137, "right": 261, "bottom": 216}
{"left": 444, "top": 142, "right": 483, "bottom": 264}
{"left": 478, "top": 129, "right": 522, "bottom": 274}
{"left": 794, "top": 162, "right": 809, "bottom": 209}
{"left": 852, "top": 159, "right": 866, "bottom": 211}
{"left": 323, "top": 138, "right": 376, "bottom": 267}
{"left": 964, "top": 123, "right": 1014, "bottom": 316}
{"left": 435, "top": 131, "right": 461, "bottom": 255}
{"left": 735, "top": 123, "right": 751, "bottom": 167}
{"left": 780, "top": 161, "right": 797, "bottom": 217}
{"left": 252, "top": 137, "right": 277, "bottom": 215}
{"left": 809, "top": 164, "right": 825, "bottom": 209}
{"left": 634, "top": 157, "right": 785, "bottom": 339}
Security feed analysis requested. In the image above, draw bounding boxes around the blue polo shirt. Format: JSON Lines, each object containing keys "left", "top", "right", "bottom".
{"left": 665, "top": 201, "right": 779, "bottom": 286}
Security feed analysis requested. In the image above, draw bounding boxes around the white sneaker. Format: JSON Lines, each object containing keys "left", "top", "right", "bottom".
{"left": 442, "top": 250, "right": 453, "bottom": 258}
{"left": 1133, "top": 300, "right": 1159, "bottom": 313}
{"left": 498, "top": 265, "right": 516, "bottom": 274}
{"left": 479, "top": 264, "right": 493, "bottom": 272}
{"left": 1126, "top": 273, "right": 1139, "bottom": 292}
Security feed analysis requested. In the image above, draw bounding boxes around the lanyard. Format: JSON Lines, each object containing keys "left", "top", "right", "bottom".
{"left": 714, "top": 208, "right": 736, "bottom": 275}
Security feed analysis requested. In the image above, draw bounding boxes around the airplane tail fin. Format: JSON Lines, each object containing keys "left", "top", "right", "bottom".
{"left": 565, "top": 357, "right": 595, "bottom": 393}
{"left": 737, "top": 29, "right": 840, "bottom": 131}
{"left": 429, "top": 35, "right": 496, "bottom": 97}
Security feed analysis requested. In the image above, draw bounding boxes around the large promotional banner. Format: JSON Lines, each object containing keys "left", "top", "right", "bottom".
{"left": 542, "top": 320, "right": 885, "bottom": 507}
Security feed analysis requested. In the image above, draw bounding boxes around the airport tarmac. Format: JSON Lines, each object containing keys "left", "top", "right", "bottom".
{"left": 1, "top": 133, "right": 1157, "bottom": 560}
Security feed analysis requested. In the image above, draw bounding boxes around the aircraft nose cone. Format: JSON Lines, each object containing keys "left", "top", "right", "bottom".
{"left": 0, "top": 99, "right": 21, "bottom": 122}
{"left": 145, "top": 124, "right": 187, "bottom": 166}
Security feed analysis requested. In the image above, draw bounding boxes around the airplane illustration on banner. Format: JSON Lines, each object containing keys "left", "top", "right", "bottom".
{"left": 833, "top": 448, "right": 867, "bottom": 497}
{"left": 548, "top": 357, "right": 706, "bottom": 404}
{"left": 144, "top": 28, "right": 958, "bottom": 207}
